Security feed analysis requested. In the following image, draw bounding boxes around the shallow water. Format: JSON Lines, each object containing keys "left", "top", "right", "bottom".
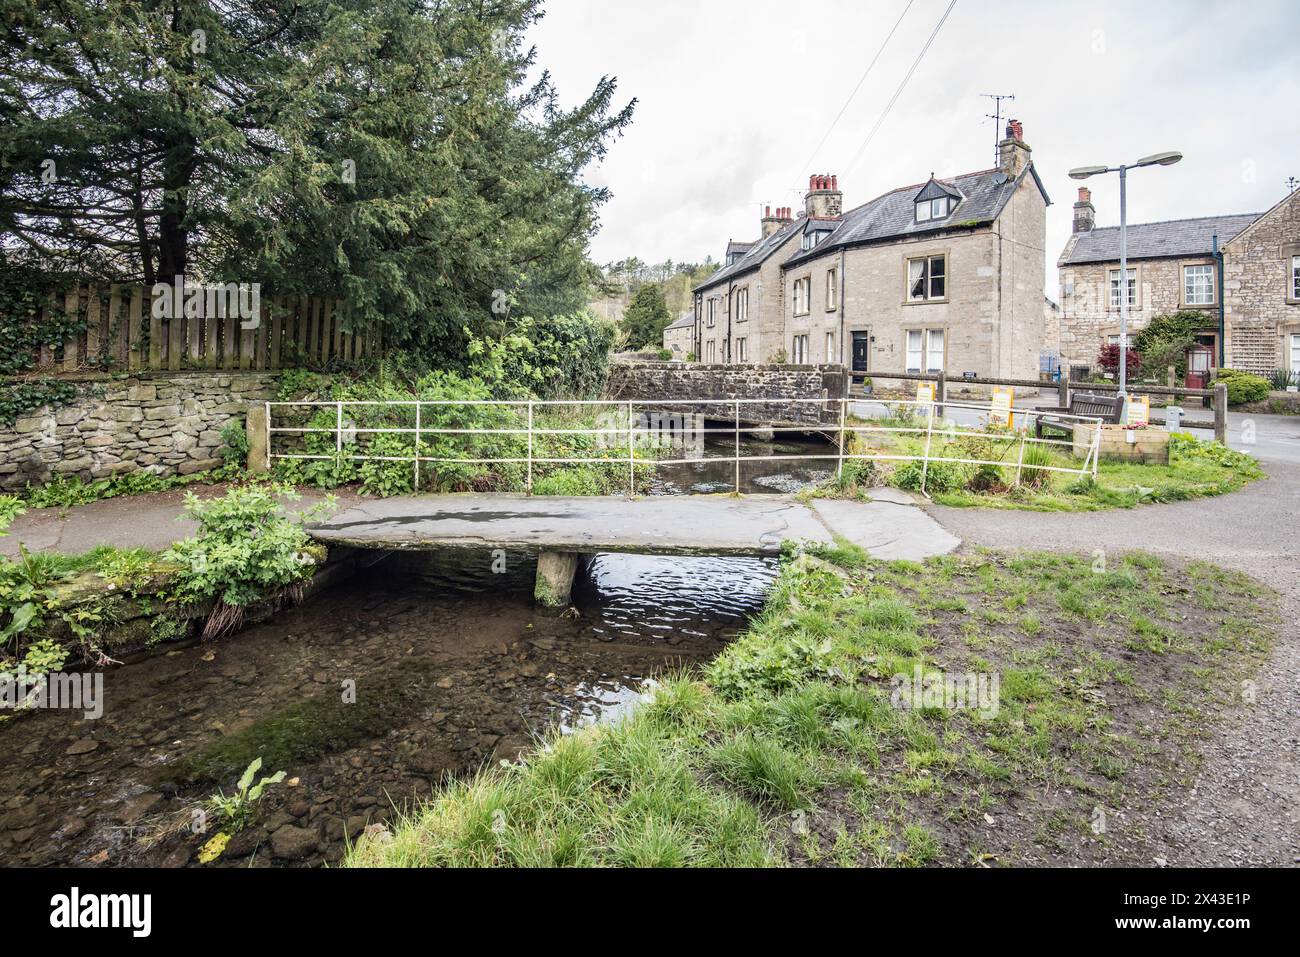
{"left": 0, "top": 432, "right": 831, "bottom": 867}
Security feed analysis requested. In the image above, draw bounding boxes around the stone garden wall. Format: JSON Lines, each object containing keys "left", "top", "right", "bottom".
{"left": 605, "top": 361, "right": 848, "bottom": 426}
{"left": 0, "top": 372, "right": 278, "bottom": 490}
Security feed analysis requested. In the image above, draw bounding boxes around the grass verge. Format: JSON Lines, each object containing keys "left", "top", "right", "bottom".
{"left": 345, "top": 544, "right": 1276, "bottom": 868}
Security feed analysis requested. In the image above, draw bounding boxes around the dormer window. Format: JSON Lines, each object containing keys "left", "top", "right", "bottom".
{"left": 801, "top": 231, "right": 822, "bottom": 251}
{"left": 916, "top": 197, "right": 953, "bottom": 222}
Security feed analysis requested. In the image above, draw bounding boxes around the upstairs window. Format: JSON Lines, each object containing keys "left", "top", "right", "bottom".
{"left": 792, "top": 277, "right": 811, "bottom": 316}
{"left": 1292, "top": 255, "right": 1300, "bottom": 301}
{"left": 907, "top": 255, "right": 946, "bottom": 301}
{"left": 1109, "top": 268, "right": 1137, "bottom": 309}
{"left": 1184, "top": 264, "right": 1214, "bottom": 305}
{"left": 735, "top": 287, "right": 749, "bottom": 321}
{"left": 826, "top": 267, "right": 838, "bottom": 311}
{"left": 791, "top": 334, "right": 809, "bottom": 364}
{"left": 801, "top": 231, "right": 823, "bottom": 251}
{"left": 916, "top": 197, "right": 952, "bottom": 222}
{"left": 706, "top": 298, "right": 717, "bottom": 327}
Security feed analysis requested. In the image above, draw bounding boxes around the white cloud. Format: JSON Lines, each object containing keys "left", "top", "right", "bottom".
{"left": 531, "top": 0, "right": 1299, "bottom": 289}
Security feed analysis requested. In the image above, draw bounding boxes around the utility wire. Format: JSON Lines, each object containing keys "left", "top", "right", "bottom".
{"left": 844, "top": 0, "right": 959, "bottom": 176}
{"left": 799, "top": 0, "right": 916, "bottom": 177}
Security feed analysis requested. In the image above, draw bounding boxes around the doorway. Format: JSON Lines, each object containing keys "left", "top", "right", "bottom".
{"left": 851, "top": 331, "right": 870, "bottom": 383}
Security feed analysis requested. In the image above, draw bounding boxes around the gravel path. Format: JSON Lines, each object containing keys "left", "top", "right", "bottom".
{"left": 926, "top": 462, "right": 1300, "bottom": 866}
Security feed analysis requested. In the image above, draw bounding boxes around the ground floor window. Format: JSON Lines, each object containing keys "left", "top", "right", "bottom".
{"left": 1291, "top": 333, "right": 1300, "bottom": 373}
{"left": 735, "top": 337, "right": 747, "bottom": 362}
{"left": 906, "top": 329, "right": 945, "bottom": 373}
{"left": 706, "top": 341, "right": 715, "bottom": 362}
{"left": 825, "top": 331, "right": 835, "bottom": 363}
{"left": 792, "top": 334, "right": 809, "bottom": 364}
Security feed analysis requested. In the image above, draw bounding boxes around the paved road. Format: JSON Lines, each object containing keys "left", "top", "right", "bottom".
{"left": 308, "top": 490, "right": 961, "bottom": 562}
{"left": 927, "top": 461, "right": 1300, "bottom": 866}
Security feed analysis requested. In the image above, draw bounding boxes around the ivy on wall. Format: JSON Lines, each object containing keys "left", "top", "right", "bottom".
{"left": 0, "top": 379, "right": 79, "bottom": 428}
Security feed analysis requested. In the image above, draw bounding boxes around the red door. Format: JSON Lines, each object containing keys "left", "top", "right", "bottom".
{"left": 1186, "top": 345, "right": 1213, "bottom": 389}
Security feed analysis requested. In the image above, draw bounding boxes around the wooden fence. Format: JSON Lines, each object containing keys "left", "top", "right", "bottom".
{"left": 22, "top": 284, "right": 379, "bottom": 373}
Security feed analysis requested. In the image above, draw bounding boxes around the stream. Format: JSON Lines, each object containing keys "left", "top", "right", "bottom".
{"left": 0, "top": 431, "right": 831, "bottom": 867}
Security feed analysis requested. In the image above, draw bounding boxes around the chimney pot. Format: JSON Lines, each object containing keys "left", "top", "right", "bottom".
{"left": 1077, "top": 187, "right": 1090, "bottom": 203}
{"left": 831, "top": 175, "right": 838, "bottom": 190}
{"left": 1006, "top": 119, "right": 1024, "bottom": 142}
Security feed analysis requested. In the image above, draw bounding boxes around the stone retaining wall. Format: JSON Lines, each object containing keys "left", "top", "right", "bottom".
{"left": 0, "top": 372, "right": 278, "bottom": 490}
{"left": 605, "top": 361, "right": 848, "bottom": 426}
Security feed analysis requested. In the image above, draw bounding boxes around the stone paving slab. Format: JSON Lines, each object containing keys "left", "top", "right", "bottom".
{"left": 307, "top": 491, "right": 960, "bottom": 560}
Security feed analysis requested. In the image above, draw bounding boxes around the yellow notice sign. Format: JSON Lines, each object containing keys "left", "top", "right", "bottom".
{"left": 916, "top": 382, "right": 936, "bottom": 409}
{"left": 990, "top": 386, "right": 1014, "bottom": 428}
{"left": 1127, "top": 394, "right": 1150, "bottom": 426}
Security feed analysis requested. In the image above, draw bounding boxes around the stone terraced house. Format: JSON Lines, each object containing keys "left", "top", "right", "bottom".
{"left": 1055, "top": 185, "right": 1300, "bottom": 377}
{"left": 686, "top": 121, "right": 1051, "bottom": 382}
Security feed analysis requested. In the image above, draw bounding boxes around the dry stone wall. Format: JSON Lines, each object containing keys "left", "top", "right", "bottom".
{"left": 0, "top": 372, "right": 278, "bottom": 490}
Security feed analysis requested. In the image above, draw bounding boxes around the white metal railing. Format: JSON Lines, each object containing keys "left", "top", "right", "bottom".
{"left": 264, "top": 397, "right": 1104, "bottom": 497}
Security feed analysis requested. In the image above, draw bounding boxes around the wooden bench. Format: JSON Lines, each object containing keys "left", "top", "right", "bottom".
{"left": 1034, "top": 392, "right": 1124, "bottom": 440}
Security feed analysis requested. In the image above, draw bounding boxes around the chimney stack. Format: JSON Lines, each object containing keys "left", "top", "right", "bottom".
{"left": 1073, "top": 186, "right": 1096, "bottom": 233}
{"left": 761, "top": 205, "right": 795, "bottom": 238}
{"left": 998, "top": 119, "right": 1031, "bottom": 178}
{"left": 804, "top": 173, "right": 844, "bottom": 219}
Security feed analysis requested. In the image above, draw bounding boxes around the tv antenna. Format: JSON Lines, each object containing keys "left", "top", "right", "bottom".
{"left": 982, "top": 93, "right": 1016, "bottom": 165}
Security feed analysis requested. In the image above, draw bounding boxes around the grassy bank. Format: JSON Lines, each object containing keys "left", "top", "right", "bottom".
{"left": 345, "top": 544, "right": 1275, "bottom": 867}
{"left": 841, "top": 414, "right": 1263, "bottom": 512}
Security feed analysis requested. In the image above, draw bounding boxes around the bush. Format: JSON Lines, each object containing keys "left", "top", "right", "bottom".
{"left": 1018, "top": 443, "right": 1056, "bottom": 489}
{"left": 1267, "top": 368, "right": 1299, "bottom": 391}
{"left": 1216, "top": 368, "right": 1270, "bottom": 405}
{"left": 219, "top": 421, "right": 250, "bottom": 468}
{"left": 890, "top": 458, "right": 965, "bottom": 493}
{"left": 656, "top": 349, "right": 672, "bottom": 361}
{"left": 164, "top": 485, "right": 334, "bottom": 637}
{"left": 1096, "top": 344, "right": 1141, "bottom": 379}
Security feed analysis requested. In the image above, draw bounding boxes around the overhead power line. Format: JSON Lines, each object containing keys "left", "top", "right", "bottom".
{"left": 798, "top": 0, "right": 916, "bottom": 177}
{"left": 844, "top": 0, "right": 960, "bottom": 176}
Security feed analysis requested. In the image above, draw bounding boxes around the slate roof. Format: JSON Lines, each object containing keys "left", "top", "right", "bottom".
{"left": 782, "top": 164, "right": 1049, "bottom": 268}
{"left": 666, "top": 311, "right": 695, "bottom": 330}
{"left": 1059, "top": 213, "right": 1260, "bottom": 266}
{"left": 694, "top": 217, "right": 804, "bottom": 293}
{"left": 725, "top": 240, "right": 754, "bottom": 260}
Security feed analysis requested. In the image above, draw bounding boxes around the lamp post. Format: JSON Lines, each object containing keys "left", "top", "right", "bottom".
{"left": 1069, "top": 152, "right": 1183, "bottom": 408}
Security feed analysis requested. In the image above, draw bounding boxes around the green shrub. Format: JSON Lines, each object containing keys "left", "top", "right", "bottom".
{"left": 164, "top": 486, "right": 334, "bottom": 637}
{"left": 219, "top": 420, "right": 250, "bottom": 468}
{"left": 1266, "top": 368, "right": 1298, "bottom": 391}
{"left": 0, "top": 496, "right": 22, "bottom": 535}
{"left": 1216, "top": 368, "right": 1270, "bottom": 405}
{"left": 656, "top": 349, "right": 673, "bottom": 361}
{"left": 890, "top": 458, "right": 965, "bottom": 493}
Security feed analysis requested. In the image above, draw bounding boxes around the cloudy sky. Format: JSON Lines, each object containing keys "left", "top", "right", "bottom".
{"left": 529, "top": 0, "right": 1298, "bottom": 292}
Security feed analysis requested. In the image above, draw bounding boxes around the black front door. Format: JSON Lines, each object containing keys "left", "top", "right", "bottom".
{"left": 851, "top": 331, "right": 869, "bottom": 381}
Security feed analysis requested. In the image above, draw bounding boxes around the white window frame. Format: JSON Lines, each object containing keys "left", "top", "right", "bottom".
{"left": 1290, "top": 333, "right": 1300, "bottom": 374}
{"left": 826, "top": 267, "right": 838, "bottom": 311}
{"left": 905, "top": 330, "right": 923, "bottom": 373}
{"left": 1292, "top": 255, "right": 1300, "bottom": 302}
{"left": 1109, "top": 268, "right": 1137, "bottom": 309}
{"left": 706, "top": 298, "right": 716, "bottom": 327}
{"left": 736, "top": 287, "right": 749, "bottom": 322}
{"left": 793, "top": 277, "right": 811, "bottom": 316}
{"left": 916, "top": 197, "right": 950, "bottom": 223}
{"left": 907, "top": 255, "right": 946, "bottom": 302}
{"left": 736, "top": 337, "right": 747, "bottom": 363}
{"left": 825, "top": 331, "right": 836, "bottom": 363}
{"left": 791, "top": 334, "right": 809, "bottom": 364}
{"left": 1184, "top": 264, "right": 1214, "bottom": 306}
{"left": 706, "top": 340, "right": 715, "bottom": 362}
{"left": 925, "top": 329, "right": 945, "bottom": 374}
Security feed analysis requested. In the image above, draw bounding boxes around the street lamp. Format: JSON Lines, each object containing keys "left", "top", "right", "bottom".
{"left": 1069, "top": 151, "right": 1183, "bottom": 407}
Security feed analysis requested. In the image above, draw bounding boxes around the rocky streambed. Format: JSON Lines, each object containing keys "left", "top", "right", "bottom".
{"left": 0, "top": 551, "right": 776, "bottom": 867}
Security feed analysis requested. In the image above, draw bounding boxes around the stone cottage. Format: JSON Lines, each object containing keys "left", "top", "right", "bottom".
{"left": 1055, "top": 185, "right": 1300, "bottom": 376}
{"left": 686, "top": 120, "right": 1051, "bottom": 381}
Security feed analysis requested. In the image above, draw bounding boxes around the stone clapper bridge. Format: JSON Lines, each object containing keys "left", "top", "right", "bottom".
{"left": 306, "top": 491, "right": 961, "bottom": 608}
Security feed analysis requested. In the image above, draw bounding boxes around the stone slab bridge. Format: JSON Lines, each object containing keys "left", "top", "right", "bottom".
{"left": 307, "top": 491, "right": 961, "bottom": 608}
